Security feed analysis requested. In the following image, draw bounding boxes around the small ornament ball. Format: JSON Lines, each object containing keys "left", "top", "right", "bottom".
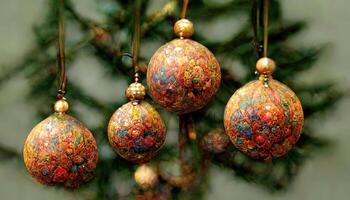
{"left": 108, "top": 101, "right": 166, "bottom": 163}
{"left": 134, "top": 164, "right": 158, "bottom": 190}
{"left": 256, "top": 57, "right": 276, "bottom": 76}
{"left": 126, "top": 82, "right": 146, "bottom": 102}
{"left": 224, "top": 79, "right": 304, "bottom": 160}
{"left": 147, "top": 38, "right": 221, "bottom": 114}
{"left": 174, "top": 19, "right": 194, "bottom": 38}
{"left": 23, "top": 110, "right": 98, "bottom": 188}
{"left": 200, "top": 128, "right": 230, "bottom": 153}
{"left": 54, "top": 99, "right": 69, "bottom": 113}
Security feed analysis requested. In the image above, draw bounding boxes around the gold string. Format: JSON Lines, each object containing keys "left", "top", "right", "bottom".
{"left": 180, "top": 0, "right": 189, "bottom": 19}
{"left": 263, "top": 0, "right": 269, "bottom": 57}
{"left": 132, "top": 0, "right": 141, "bottom": 82}
{"left": 57, "top": 0, "right": 67, "bottom": 99}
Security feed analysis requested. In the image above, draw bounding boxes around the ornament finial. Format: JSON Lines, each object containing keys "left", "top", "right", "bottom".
{"left": 256, "top": 57, "right": 276, "bottom": 87}
{"left": 256, "top": 57, "right": 276, "bottom": 76}
{"left": 126, "top": 82, "right": 146, "bottom": 103}
{"left": 54, "top": 99, "right": 69, "bottom": 113}
{"left": 174, "top": 19, "right": 194, "bottom": 39}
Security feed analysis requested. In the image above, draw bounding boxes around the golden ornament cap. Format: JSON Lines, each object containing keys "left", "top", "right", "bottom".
{"left": 126, "top": 82, "right": 146, "bottom": 102}
{"left": 256, "top": 57, "right": 276, "bottom": 76}
{"left": 54, "top": 99, "right": 69, "bottom": 113}
{"left": 174, "top": 18, "right": 194, "bottom": 38}
{"left": 134, "top": 164, "right": 158, "bottom": 190}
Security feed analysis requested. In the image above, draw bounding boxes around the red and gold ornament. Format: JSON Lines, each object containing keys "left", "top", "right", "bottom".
{"left": 224, "top": 57, "right": 304, "bottom": 160}
{"left": 107, "top": 81, "right": 166, "bottom": 163}
{"left": 23, "top": 2, "right": 98, "bottom": 188}
{"left": 23, "top": 99, "right": 98, "bottom": 188}
{"left": 200, "top": 128, "right": 230, "bottom": 154}
{"left": 147, "top": 18, "right": 221, "bottom": 114}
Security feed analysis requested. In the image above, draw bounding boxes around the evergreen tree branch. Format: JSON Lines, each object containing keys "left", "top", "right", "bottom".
{"left": 0, "top": 144, "right": 21, "bottom": 161}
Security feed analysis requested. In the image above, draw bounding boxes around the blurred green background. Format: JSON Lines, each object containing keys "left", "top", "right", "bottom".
{"left": 0, "top": 0, "right": 349, "bottom": 199}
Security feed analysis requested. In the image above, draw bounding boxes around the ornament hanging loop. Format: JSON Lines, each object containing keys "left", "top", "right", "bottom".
{"left": 262, "top": 0, "right": 269, "bottom": 58}
{"left": 126, "top": 0, "right": 145, "bottom": 105}
{"left": 180, "top": 0, "right": 189, "bottom": 19}
{"left": 57, "top": 0, "right": 67, "bottom": 100}
{"left": 174, "top": 0, "right": 194, "bottom": 38}
{"left": 253, "top": 0, "right": 276, "bottom": 87}
{"left": 252, "top": 0, "right": 270, "bottom": 57}
{"left": 55, "top": 0, "right": 69, "bottom": 113}
{"left": 132, "top": 0, "right": 141, "bottom": 82}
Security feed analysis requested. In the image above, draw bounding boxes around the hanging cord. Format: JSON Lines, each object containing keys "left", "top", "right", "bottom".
{"left": 262, "top": 0, "right": 269, "bottom": 57}
{"left": 252, "top": 0, "right": 262, "bottom": 58}
{"left": 253, "top": 0, "right": 276, "bottom": 88}
{"left": 180, "top": 0, "right": 189, "bottom": 19}
{"left": 132, "top": 0, "right": 141, "bottom": 82}
{"left": 252, "top": 0, "right": 270, "bottom": 58}
{"left": 57, "top": 0, "right": 67, "bottom": 99}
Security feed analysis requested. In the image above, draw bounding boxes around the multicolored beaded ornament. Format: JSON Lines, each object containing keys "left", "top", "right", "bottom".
{"left": 223, "top": 0, "right": 304, "bottom": 161}
{"left": 107, "top": 3, "right": 166, "bottom": 163}
{"left": 23, "top": 0, "right": 98, "bottom": 188}
{"left": 147, "top": 0, "right": 221, "bottom": 114}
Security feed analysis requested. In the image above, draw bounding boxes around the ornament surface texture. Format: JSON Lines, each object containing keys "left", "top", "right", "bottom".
{"left": 23, "top": 113, "right": 98, "bottom": 188}
{"left": 147, "top": 38, "right": 221, "bottom": 114}
{"left": 224, "top": 79, "right": 304, "bottom": 160}
{"left": 108, "top": 101, "right": 166, "bottom": 163}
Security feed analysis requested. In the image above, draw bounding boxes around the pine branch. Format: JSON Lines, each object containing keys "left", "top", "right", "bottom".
{"left": 212, "top": 133, "right": 331, "bottom": 192}
{"left": 0, "top": 145, "right": 21, "bottom": 161}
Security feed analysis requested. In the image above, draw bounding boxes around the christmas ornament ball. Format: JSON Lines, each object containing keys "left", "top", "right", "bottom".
{"left": 200, "top": 128, "right": 230, "bottom": 153}
{"left": 108, "top": 101, "right": 166, "bottom": 163}
{"left": 134, "top": 164, "right": 158, "bottom": 190}
{"left": 224, "top": 79, "right": 303, "bottom": 160}
{"left": 147, "top": 38, "right": 221, "bottom": 114}
{"left": 23, "top": 113, "right": 98, "bottom": 188}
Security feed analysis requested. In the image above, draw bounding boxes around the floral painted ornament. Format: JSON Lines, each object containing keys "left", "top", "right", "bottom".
{"left": 200, "top": 128, "right": 230, "bottom": 154}
{"left": 23, "top": 99, "right": 98, "bottom": 188}
{"left": 108, "top": 82, "right": 166, "bottom": 163}
{"left": 224, "top": 58, "right": 304, "bottom": 161}
{"left": 147, "top": 19, "right": 221, "bottom": 114}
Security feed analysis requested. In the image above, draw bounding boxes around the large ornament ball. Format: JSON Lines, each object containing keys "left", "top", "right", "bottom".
{"left": 224, "top": 79, "right": 304, "bottom": 160}
{"left": 134, "top": 164, "right": 158, "bottom": 190}
{"left": 108, "top": 101, "right": 166, "bottom": 163}
{"left": 23, "top": 114, "right": 98, "bottom": 188}
{"left": 200, "top": 128, "right": 230, "bottom": 153}
{"left": 147, "top": 39, "right": 221, "bottom": 114}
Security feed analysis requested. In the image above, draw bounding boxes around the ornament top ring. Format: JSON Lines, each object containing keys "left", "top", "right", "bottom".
{"left": 147, "top": 17, "right": 221, "bottom": 114}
